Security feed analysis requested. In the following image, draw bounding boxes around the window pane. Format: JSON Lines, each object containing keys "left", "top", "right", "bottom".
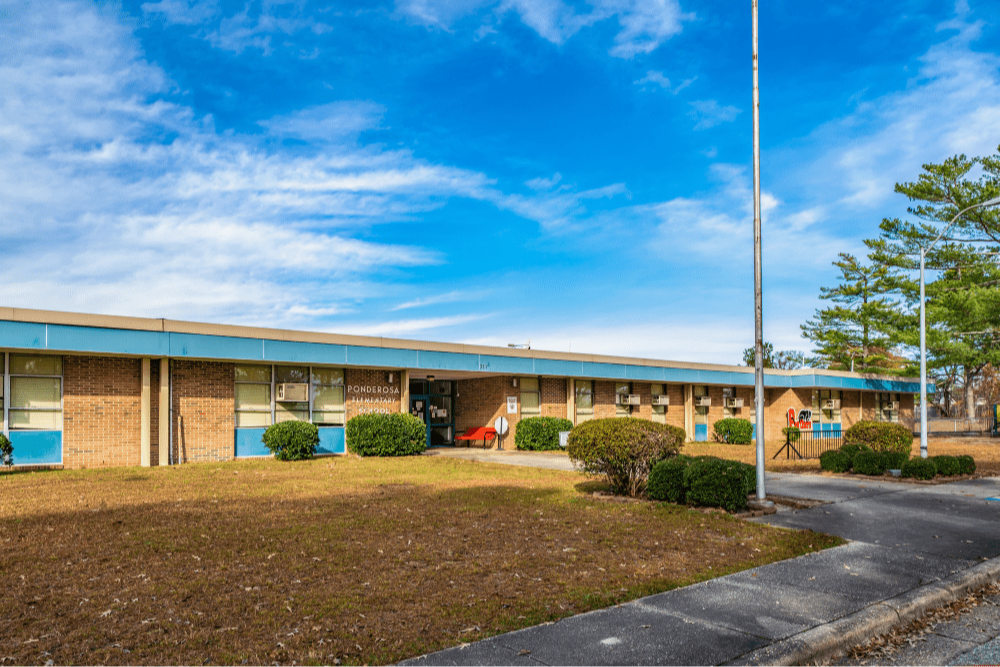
{"left": 430, "top": 396, "right": 452, "bottom": 424}
{"left": 651, "top": 384, "right": 664, "bottom": 395}
{"left": 275, "top": 405, "right": 309, "bottom": 422}
{"left": 311, "top": 367, "right": 344, "bottom": 386}
{"left": 616, "top": 383, "right": 630, "bottom": 394}
{"left": 235, "top": 383, "right": 271, "bottom": 411}
{"left": 236, "top": 412, "right": 272, "bottom": 428}
{"left": 235, "top": 364, "right": 271, "bottom": 383}
{"left": 694, "top": 385, "right": 707, "bottom": 397}
{"left": 313, "top": 386, "right": 345, "bottom": 411}
{"left": 429, "top": 380, "right": 452, "bottom": 395}
{"left": 275, "top": 365, "right": 309, "bottom": 384}
{"left": 312, "top": 411, "right": 345, "bottom": 426}
{"left": 11, "top": 355, "right": 62, "bottom": 376}
{"left": 10, "top": 409, "right": 62, "bottom": 430}
{"left": 521, "top": 377, "right": 539, "bottom": 392}
{"left": 576, "top": 392, "right": 593, "bottom": 411}
{"left": 695, "top": 406, "right": 709, "bottom": 424}
{"left": 521, "top": 392, "right": 540, "bottom": 412}
{"left": 11, "top": 377, "right": 61, "bottom": 409}
{"left": 409, "top": 380, "right": 428, "bottom": 395}
{"left": 577, "top": 380, "right": 593, "bottom": 392}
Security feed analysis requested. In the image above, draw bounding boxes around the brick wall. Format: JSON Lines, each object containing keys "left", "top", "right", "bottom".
{"left": 540, "top": 377, "right": 568, "bottom": 418}
{"left": 63, "top": 356, "right": 142, "bottom": 469}
{"left": 172, "top": 360, "right": 234, "bottom": 464}
{"left": 455, "top": 376, "right": 510, "bottom": 447}
{"left": 345, "top": 368, "right": 402, "bottom": 421}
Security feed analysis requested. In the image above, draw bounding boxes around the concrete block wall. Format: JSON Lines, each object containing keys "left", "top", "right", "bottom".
{"left": 171, "top": 359, "right": 234, "bottom": 464}
{"left": 63, "top": 356, "right": 143, "bottom": 469}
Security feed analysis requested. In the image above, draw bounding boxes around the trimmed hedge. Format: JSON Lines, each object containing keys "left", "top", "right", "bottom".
{"left": 0, "top": 433, "right": 12, "bottom": 467}
{"left": 957, "top": 455, "right": 976, "bottom": 475}
{"left": 567, "top": 418, "right": 685, "bottom": 497}
{"left": 262, "top": 421, "right": 320, "bottom": 461}
{"left": 930, "top": 455, "right": 961, "bottom": 476}
{"left": 346, "top": 413, "right": 426, "bottom": 457}
{"left": 881, "top": 451, "right": 909, "bottom": 471}
{"left": 902, "top": 457, "right": 937, "bottom": 480}
{"left": 852, "top": 451, "right": 886, "bottom": 476}
{"left": 712, "top": 418, "right": 754, "bottom": 445}
{"left": 820, "top": 449, "right": 852, "bottom": 473}
{"left": 683, "top": 457, "right": 756, "bottom": 513}
{"left": 647, "top": 455, "right": 695, "bottom": 503}
{"left": 515, "top": 417, "right": 573, "bottom": 451}
{"left": 843, "top": 421, "right": 913, "bottom": 454}
{"left": 840, "top": 443, "right": 872, "bottom": 458}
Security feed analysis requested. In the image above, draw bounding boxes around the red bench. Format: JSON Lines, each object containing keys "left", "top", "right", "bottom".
{"left": 455, "top": 426, "right": 498, "bottom": 449}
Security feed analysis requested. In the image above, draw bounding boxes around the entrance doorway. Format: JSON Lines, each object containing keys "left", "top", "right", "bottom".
{"left": 409, "top": 379, "right": 455, "bottom": 446}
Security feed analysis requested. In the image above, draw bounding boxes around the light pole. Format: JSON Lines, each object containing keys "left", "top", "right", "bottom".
{"left": 919, "top": 195, "right": 1000, "bottom": 458}
{"left": 751, "top": 0, "right": 766, "bottom": 501}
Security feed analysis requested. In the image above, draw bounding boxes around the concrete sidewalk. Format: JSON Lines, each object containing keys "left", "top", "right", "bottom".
{"left": 402, "top": 473, "right": 1000, "bottom": 666}
{"left": 423, "top": 447, "right": 576, "bottom": 471}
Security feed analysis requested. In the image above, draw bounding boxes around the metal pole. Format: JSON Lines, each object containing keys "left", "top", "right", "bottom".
{"left": 752, "top": 0, "right": 766, "bottom": 500}
{"left": 919, "top": 248, "right": 928, "bottom": 458}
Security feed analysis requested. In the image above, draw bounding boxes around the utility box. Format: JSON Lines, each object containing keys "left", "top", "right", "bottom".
{"left": 559, "top": 431, "right": 570, "bottom": 448}
{"left": 652, "top": 395, "right": 670, "bottom": 406}
{"left": 276, "top": 383, "right": 309, "bottom": 402}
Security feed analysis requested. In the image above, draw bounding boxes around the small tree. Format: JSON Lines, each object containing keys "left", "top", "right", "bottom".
{"left": 0, "top": 434, "right": 12, "bottom": 467}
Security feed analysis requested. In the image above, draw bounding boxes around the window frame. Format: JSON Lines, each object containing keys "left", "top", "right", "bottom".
{"left": 811, "top": 390, "right": 843, "bottom": 426}
{"left": 5, "top": 353, "right": 64, "bottom": 432}
{"left": 235, "top": 364, "right": 348, "bottom": 428}
{"left": 575, "top": 379, "right": 594, "bottom": 422}
{"left": 693, "top": 384, "right": 709, "bottom": 425}
{"left": 519, "top": 377, "right": 541, "bottom": 417}
{"left": 615, "top": 382, "right": 632, "bottom": 417}
{"left": 877, "top": 392, "right": 901, "bottom": 423}
{"left": 651, "top": 383, "right": 667, "bottom": 423}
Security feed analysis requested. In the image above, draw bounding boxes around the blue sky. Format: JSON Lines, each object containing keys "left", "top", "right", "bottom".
{"left": 1, "top": 0, "right": 999, "bottom": 364}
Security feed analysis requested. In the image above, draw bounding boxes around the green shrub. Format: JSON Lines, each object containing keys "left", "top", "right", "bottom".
{"left": 567, "top": 418, "right": 685, "bottom": 497}
{"left": 930, "top": 455, "right": 961, "bottom": 476}
{"left": 346, "top": 413, "right": 426, "bottom": 457}
{"left": 647, "top": 455, "right": 696, "bottom": 503}
{"left": 0, "top": 433, "right": 12, "bottom": 467}
{"left": 843, "top": 421, "right": 913, "bottom": 454}
{"left": 956, "top": 455, "right": 976, "bottom": 475}
{"left": 262, "top": 421, "right": 320, "bottom": 461}
{"left": 852, "top": 451, "right": 887, "bottom": 476}
{"left": 881, "top": 451, "right": 909, "bottom": 471}
{"left": 820, "top": 450, "right": 852, "bottom": 473}
{"left": 683, "top": 457, "right": 756, "bottom": 512}
{"left": 712, "top": 418, "right": 754, "bottom": 444}
{"left": 902, "top": 457, "right": 937, "bottom": 480}
{"left": 515, "top": 417, "right": 574, "bottom": 451}
{"left": 781, "top": 426, "right": 801, "bottom": 443}
{"left": 840, "top": 442, "right": 873, "bottom": 458}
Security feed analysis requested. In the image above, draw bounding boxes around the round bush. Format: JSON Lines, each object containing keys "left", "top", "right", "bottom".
{"left": 346, "top": 413, "right": 426, "bottom": 456}
{"left": 567, "top": 418, "right": 685, "bottom": 497}
{"left": 880, "top": 451, "right": 909, "bottom": 471}
{"left": 647, "top": 455, "right": 696, "bottom": 503}
{"left": 262, "top": 421, "right": 320, "bottom": 461}
{"left": 930, "top": 455, "right": 961, "bottom": 476}
{"left": 902, "top": 457, "right": 937, "bottom": 480}
{"left": 956, "top": 455, "right": 976, "bottom": 475}
{"left": 843, "top": 421, "right": 913, "bottom": 454}
{"left": 781, "top": 427, "right": 801, "bottom": 443}
{"left": 683, "top": 457, "right": 756, "bottom": 513}
{"left": 515, "top": 416, "right": 574, "bottom": 451}
{"left": 852, "top": 451, "right": 886, "bottom": 476}
{"left": 712, "top": 418, "right": 754, "bottom": 444}
{"left": 840, "top": 443, "right": 873, "bottom": 458}
{"left": 0, "top": 433, "right": 13, "bottom": 467}
{"left": 820, "top": 450, "right": 852, "bottom": 473}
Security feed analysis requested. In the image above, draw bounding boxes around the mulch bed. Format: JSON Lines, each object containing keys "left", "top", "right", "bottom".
{"left": 0, "top": 456, "right": 841, "bottom": 665}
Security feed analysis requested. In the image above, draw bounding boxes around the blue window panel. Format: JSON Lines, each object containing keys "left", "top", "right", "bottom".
{"left": 264, "top": 340, "right": 347, "bottom": 365}
{"left": 477, "top": 355, "right": 535, "bottom": 375}
{"left": 625, "top": 365, "right": 667, "bottom": 382}
{"left": 345, "top": 346, "right": 419, "bottom": 369}
{"left": 235, "top": 428, "right": 270, "bottom": 457}
{"left": 10, "top": 431, "right": 62, "bottom": 465}
{"left": 47, "top": 324, "right": 168, "bottom": 356}
{"left": 417, "top": 350, "right": 480, "bottom": 372}
{"left": 170, "top": 333, "right": 263, "bottom": 360}
{"left": 0, "top": 321, "right": 46, "bottom": 349}
{"left": 317, "top": 427, "right": 346, "bottom": 454}
{"left": 694, "top": 424, "right": 708, "bottom": 442}
{"left": 534, "top": 358, "right": 583, "bottom": 377}
{"left": 813, "top": 423, "right": 821, "bottom": 434}
{"left": 581, "top": 362, "right": 627, "bottom": 379}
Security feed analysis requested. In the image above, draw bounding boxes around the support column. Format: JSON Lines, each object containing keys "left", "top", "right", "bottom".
{"left": 159, "top": 358, "right": 169, "bottom": 466}
{"left": 140, "top": 358, "right": 151, "bottom": 467}
{"left": 400, "top": 370, "right": 409, "bottom": 414}
{"left": 684, "top": 384, "right": 694, "bottom": 442}
{"left": 567, "top": 378, "right": 575, "bottom": 424}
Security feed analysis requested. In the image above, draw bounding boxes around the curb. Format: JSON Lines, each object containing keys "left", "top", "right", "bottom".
{"left": 730, "top": 555, "right": 1000, "bottom": 665}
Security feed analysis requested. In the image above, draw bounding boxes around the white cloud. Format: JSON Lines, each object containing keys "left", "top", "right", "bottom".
{"left": 688, "top": 99, "right": 741, "bottom": 130}
{"left": 634, "top": 69, "right": 671, "bottom": 89}
{"left": 333, "top": 314, "right": 488, "bottom": 337}
{"left": 391, "top": 291, "right": 479, "bottom": 311}
{"left": 142, "top": 0, "right": 218, "bottom": 25}
{"left": 525, "top": 172, "right": 562, "bottom": 191}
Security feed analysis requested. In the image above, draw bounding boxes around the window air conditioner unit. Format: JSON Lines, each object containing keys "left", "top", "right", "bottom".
{"left": 695, "top": 396, "right": 711, "bottom": 407}
{"left": 885, "top": 401, "right": 900, "bottom": 411}
{"left": 823, "top": 399, "right": 841, "bottom": 410}
{"left": 724, "top": 397, "right": 744, "bottom": 409}
{"left": 616, "top": 394, "right": 640, "bottom": 406}
{"left": 652, "top": 395, "right": 670, "bottom": 406}
{"left": 276, "top": 383, "right": 309, "bottom": 402}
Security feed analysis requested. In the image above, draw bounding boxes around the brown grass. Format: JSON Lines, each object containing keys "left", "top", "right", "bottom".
{"left": 685, "top": 436, "right": 1000, "bottom": 475}
{"left": 0, "top": 456, "right": 840, "bottom": 665}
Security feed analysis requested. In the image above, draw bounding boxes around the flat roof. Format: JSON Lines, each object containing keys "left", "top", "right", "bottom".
{"left": 0, "top": 307, "right": 926, "bottom": 392}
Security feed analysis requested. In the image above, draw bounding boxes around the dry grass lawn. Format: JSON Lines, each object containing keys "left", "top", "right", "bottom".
{"left": 0, "top": 455, "right": 840, "bottom": 665}
{"left": 685, "top": 436, "right": 1000, "bottom": 475}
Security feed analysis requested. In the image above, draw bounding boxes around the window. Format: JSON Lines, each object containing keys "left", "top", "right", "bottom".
{"left": 811, "top": 390, "right": 843, "bottom": 426}
{"left": 7, "top": 354, "right": 63, "bottom": 430}
{"left": 520, "top": 377, "right": 541, "bottom": 417}
{"left": 575, "top": 380, "right": 593, "bottom": 423}
{"left": 694, "top": 385, "right": 709, "bottom": 425}
{"left": 615, "top": 382, "right": 632, "bottom": 417}
{"left": 275, "top": 365, "right": 309, "bottom": 423}
{"left": 311, "top": 367, "right": 345, "bottom": 426}
{"left": 235, "top": 364, "right": 272, "bottom": 428}
{"left": 722, "top": 387, "right": 739, "bottom": 419}
{"left": 878, "top": 392, "right": 900, "bottom": 423}
{"left": 651, "top": 383, "right": 667, "bottom": 424}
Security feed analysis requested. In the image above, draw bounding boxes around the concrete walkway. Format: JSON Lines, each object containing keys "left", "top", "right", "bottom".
{"left": 402, "top": 472, "right": 1000, "bottom": 666}
{"left": 423, "top": 447, "right": 576, "bottom": 471}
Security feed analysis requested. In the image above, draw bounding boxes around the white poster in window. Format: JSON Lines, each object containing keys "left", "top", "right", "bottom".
{"left": 507, "top": 397, "right": 517, "bottom": 414}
